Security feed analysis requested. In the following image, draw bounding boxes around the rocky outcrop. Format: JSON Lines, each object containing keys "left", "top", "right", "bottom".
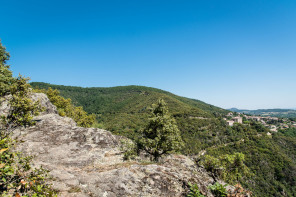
{"left": 0, "top": 92, "right": 57, "bottom": 116}
{"left": 31, "top": 93, "right": 58, "bottom": 115}
{"left": 2, "top": 93, "right": 217, "bottom": 197}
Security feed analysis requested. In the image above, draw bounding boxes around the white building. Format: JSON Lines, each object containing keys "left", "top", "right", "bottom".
{"left": 226, "top": 120, "right": 234, "bottom": 126}
{"left": 232, "top": 117, "right": 243, "bottom": 124}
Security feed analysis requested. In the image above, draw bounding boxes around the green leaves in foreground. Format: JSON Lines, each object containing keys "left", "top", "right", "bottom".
{"left": 0, "top": 135, "right": 57, "bottom": 196}
{"left": 187, "top": 182, "right": 205, "bottom": 197}
{"left": 208, "top": 182, "right": 228, "bottom": 197}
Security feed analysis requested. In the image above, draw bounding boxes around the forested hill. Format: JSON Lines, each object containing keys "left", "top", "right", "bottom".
{"left": 31, "top": 82, "right": 226, "bottom": 115}
{"left": 30, "top": 82, "right": 228, "bottom": 136}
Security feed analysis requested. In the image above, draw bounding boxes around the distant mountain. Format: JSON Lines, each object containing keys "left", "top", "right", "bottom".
{"left": 228, "top": 108, "right": 296, "bottom": 118}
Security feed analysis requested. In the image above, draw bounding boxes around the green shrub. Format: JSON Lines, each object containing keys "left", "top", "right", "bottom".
{"left": 2, "top": 75, "right": 42, "bottom": 128}
{"left": 120, "top": 139, "right": 138, "bottom": 160}
{"left": 200, "top": 155, "right": 222, "bottom": 175}
{"left": 200, "top": 153, "right": 251, "bottom": 185}
{"left": 208, "top": 182, "right": 228, "bottom": 197}
{"left": 0, "top": 131, "right": 57, "bottom": 196}
{"left": 187, "top": 182, "right": 205, "bottom": 197}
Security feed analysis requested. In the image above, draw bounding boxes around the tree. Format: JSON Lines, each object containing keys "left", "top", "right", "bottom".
{"left": 0, "top": 40, "right": 14, "bottom": 96}
{"left": 139, "top": 99, "right": 184, "bottom": 161}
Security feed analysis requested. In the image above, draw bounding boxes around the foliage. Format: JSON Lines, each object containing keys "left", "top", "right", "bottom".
{"left": 208, "top": 182, "right": 228, "bottom": 197}
{"left": 219, "top": 153, "right": 251, "bottom": 184}
{"left": 0, "top": 41, "right": 14, "bottom": 97}
{"left": 186, "top": 182, "right": 205, "bottom": 197}
{"left": 138, "top": 99, "right": 184, "bottom": 161}
{"left": 34, "top": 87, "right": 96, "bottom": 127}
{"left": 278, "top": 127, "right": 296, "bottom": 137}
{"left": 0, "top": 135, "right": 57, "bottom": 196}
{"left": 200, "top": 155, "right": 222, "bottom": 176}
{"left": 200, "top": 153, "right": 251, "bottom": 185}
{"left": 119, "top": 138, "right": 138, "bottom": 160}
{"left": 206, "top": 135, "right": 296, "bottom": 197}
{"left": 2, "top": 75, "right": 41, "bottom": 128}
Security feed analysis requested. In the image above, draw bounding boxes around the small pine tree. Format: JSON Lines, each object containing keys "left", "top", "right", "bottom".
{"left": 139, "top": 99, "right": 184, "bottom": 161}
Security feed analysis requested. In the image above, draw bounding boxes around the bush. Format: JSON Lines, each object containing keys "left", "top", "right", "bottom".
{"left": 187, "top": 182, "right": 205, "bottom": 197}
{"left": 208, "top": 182, "right": 228, "bottom": 197}
{"left": 200, "top": 153, "right": 251, "bottom": 185}
{"left": 120, "top": 139, "right": 138, "bottom": 160}
{"left": 2, "top": 75, "right": 42, "bottom": 128}
{"left": 0, "top": 135, "right": 57, "bottom": 196}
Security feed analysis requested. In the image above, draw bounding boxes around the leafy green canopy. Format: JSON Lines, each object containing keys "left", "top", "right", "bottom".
{"left": 138, "top": 99, "right": 184, "bottom": 161}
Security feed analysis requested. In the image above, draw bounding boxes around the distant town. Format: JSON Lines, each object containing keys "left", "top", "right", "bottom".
{"left": 224, "top": 112, "right": 296, "bottom": 135}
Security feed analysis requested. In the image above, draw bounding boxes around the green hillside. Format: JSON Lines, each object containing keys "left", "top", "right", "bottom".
{"left": 30, "top": 82, "right": 296, "bottom": 196}
{"left": 30, "top": 82, "right": 227, "bottom": 138}
{"left": 31, "top": 82, "right": 226, "bottom": 115}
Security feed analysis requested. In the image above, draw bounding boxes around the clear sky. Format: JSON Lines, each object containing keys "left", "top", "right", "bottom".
{"left": 1, "top": 0, "right": 296, "bottom": 109}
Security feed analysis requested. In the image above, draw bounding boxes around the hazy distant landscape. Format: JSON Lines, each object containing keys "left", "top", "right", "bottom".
{"left": 229, "top": 108, "right": 296, "bottom": 118}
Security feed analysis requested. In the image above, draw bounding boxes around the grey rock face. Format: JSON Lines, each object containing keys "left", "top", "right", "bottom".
{"left": 0, "top": 93, "right": 57, "bottom": 116}
{"left": 8, "top": 94, "right": 216, "bottom": 197}
{"left": 0, "top": 95, "right": 11, "bottom": 116}
{"left": 31, "top": 93, "right": 58, "bottom": 115}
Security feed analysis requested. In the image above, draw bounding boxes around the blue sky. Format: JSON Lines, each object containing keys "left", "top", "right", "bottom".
{"left": 1, "top": 0, "right": 296, "bottom": 109}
